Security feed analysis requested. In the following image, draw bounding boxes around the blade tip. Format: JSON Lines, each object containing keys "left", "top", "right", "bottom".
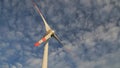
{"left": 34, "top": 42, "right": 40, "bottom": 47}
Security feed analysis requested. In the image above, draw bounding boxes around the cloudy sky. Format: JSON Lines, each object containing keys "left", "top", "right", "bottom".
{"left": 0, "top": 0, "right": 120, "bottom": 68}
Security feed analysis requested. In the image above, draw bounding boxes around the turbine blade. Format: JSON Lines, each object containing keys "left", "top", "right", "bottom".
{"left": 32, "top": 1, "right": 51, "bottom": 32}
{"left": 53, "top": 34, "right": 63, "bottom": 46}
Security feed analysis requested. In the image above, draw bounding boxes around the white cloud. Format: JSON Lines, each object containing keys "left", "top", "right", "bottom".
{"left": 78, "top": 49, "right": 120, "bottom": 68}
{"left": 80, "top": 22, "right": 120, "bottom": 48}
{"left": 24, "top": 57, "right": 42, "bottom": 68}
{"left": 0, "top": 63, "right": 9, "bottom": 68}
{"left": 94, "top": 23, "right": 119, "bottom": 42}
{"left": 80, "top": 0, "right": 92, "bottom": 7}
{"left": 15, "top": 63, "right": 23, "bottom": 68}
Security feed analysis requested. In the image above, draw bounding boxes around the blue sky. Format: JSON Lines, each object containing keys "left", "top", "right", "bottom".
{"left": 0, "top": 0, "right": 120, "bottom": 68}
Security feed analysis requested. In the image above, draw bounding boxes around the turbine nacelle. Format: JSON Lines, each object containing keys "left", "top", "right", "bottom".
{"left": 34, "top": 30, "right": 56, "bottom": 47}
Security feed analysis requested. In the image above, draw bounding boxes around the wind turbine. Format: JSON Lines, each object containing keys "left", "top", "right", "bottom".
{"left": 32, "top": 1, "right": 63, "bottom": 68}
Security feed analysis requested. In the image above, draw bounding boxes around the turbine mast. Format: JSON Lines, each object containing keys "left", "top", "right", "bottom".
{"left": 42, "top": 42, "right": 49, "bottom": 68}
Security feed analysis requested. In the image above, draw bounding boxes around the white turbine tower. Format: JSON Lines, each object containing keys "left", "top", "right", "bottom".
{"left": 32, "top": 1, "right": 63, "bottom": 68}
